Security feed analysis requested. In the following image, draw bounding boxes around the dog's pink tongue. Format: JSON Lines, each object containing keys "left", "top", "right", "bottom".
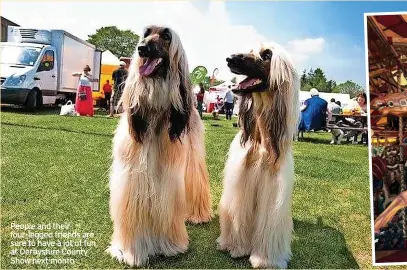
{"left": 139, "top": 59, "right": 160, "bottom": 76}
{"left": 238, "top": 78, "right": 257, "bottom": 89}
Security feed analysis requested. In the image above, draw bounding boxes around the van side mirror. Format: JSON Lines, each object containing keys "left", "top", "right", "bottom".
{"left": 37, "top": 62, "right": 52, "bottom": 72}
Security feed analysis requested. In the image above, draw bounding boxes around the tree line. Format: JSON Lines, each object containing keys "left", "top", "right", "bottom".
{"left": 300, "top": 68, "right": 364, "bottom": 98}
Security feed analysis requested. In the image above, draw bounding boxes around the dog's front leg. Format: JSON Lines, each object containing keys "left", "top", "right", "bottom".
{"left": 184, "top": 114, "right": 213, "bottom": 224}
{"left": 249, "top": 154, "right": 295, "bottom": 269}
{"left": 217, "top": 135, "right": 256, "bottom": 258}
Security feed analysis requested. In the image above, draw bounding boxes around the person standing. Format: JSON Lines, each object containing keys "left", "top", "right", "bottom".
{"left": 102, "top": 80, "right": 112, "bottom": 112}
{"left": 196, "top": 83, "right": 205, "bottom": 119}
{"left": 72, "top": 65, "right": 97, "bottom": 117}
{"left": 109, "top": 61, "right": 128, "bottom": 117}
{"left": 224, "top": 86, "right": 234, "bottom": 120}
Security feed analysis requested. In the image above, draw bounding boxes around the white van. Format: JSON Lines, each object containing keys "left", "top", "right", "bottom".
{"left": 0, "top": 27, "right": 101, "bottom": 111}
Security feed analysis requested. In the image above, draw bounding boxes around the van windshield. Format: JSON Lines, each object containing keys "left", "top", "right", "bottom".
{"left": 0, "top": 45, "right": 41, "bottom": 66}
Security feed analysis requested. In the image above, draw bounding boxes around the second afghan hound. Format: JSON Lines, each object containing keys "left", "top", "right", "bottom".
{"left": 107, "top": 26, "right": 213, "bottom": 267}
{"left": 217, "top": 44, "right": 299, "bottom": 268}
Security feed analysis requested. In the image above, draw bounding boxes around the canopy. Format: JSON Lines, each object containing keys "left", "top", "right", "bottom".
{"left": 368, "top": 14, "right": 407, "bottom": 138}
{"left": 101, "top": 50, "right": 120, "bottom": 66}
{"left": 208, "top": 81, "right": 236, "bottom": 91}
{"left": 300, "top": 91, "right": 351, "bottom": 108}
{"left": 368, "top": 15, "right": 407, "bottom": 95}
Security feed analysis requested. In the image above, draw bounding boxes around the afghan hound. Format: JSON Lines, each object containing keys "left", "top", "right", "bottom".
{"left": 107, "top": 26, "right": 213, "bottom": 267}
{"left": 217, "top": 44, "right": 299, "bottom": 269}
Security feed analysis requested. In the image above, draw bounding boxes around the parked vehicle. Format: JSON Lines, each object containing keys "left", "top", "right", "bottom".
{"left": 1, "top": 27, "right": 101, "bottom": 111}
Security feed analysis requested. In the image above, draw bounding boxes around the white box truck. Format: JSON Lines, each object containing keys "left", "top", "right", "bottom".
{"left": 0, "top": 27, "right": 101, "bottom": 111}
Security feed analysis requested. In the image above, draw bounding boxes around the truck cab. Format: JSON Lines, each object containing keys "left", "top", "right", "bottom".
{"left": 1, "top": 41, "right": 57, "bottom": 110}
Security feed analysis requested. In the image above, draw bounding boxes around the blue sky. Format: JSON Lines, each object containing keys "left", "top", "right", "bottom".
{"left": 223, "top": 1, "right": 407, "bottom": 88}
{"left": 2, "top": 1, "right": 406, "bottom": 90}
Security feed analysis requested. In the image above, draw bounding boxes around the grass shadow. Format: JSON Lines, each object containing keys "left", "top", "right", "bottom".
{"left": 1, "top": 105, "right": 61, "bottom": 115}
{"left": 297, "top": 136, "right": 331, "bottom": 144}
{"left": 290, "top": 218, "right": 359, "bottom": 268}
{"left": 144, "top": 216, "right": 358, "bottom": 269}
{"left": 1, "top": 105, "right": 109, "bottom": 116}
{"left": 1, "top": 122, "right": 113, "bottom": 138}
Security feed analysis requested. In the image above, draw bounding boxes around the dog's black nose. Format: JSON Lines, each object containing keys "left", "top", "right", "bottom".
{"left": 138, "top": 45, "right": 149, "bottom": 55}
{"left": 227, "top": 54, "right": 244, "bottom": 63}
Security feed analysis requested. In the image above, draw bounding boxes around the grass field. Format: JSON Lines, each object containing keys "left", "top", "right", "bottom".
{"left": 1, "top": 108, "right": 371, "bottom": 269}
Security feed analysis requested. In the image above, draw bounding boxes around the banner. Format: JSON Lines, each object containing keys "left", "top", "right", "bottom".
{"left": 191, "top": 66, "right": 208, "bottom": 85}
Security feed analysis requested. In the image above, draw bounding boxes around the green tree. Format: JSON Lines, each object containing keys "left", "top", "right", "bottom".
{"left": 300, "top": 68, "right": 336, "bottom": 93}
{"left": 300, "top": 69, "right": 307, "bottom": 87}
{"left": 333, "top": 80, "right": 364, "bottom": 98}
{"left": 87, "top": 26, "right": 139, "bottom": 58}
{"left": 231, "top": 77, "right": 237, "bottom": 84}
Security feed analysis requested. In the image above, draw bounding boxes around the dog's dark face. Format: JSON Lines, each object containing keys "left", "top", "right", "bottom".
{"left": 138, "top": 26, "right": 172, "bottom": 78}
{"left": 226, "top": 48, "right": 272, "bottom": 95}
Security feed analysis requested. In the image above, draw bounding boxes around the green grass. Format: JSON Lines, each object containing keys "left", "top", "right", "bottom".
{"left": 1, "top": 108, "right": 372, "bottom": 269}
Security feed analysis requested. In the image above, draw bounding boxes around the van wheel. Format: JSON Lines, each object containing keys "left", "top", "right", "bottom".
{"left": 25, "top": 90, "right": 38, "bottom": 112}
{"left": 36, "top": 91, "right": 43, "bottom": 108}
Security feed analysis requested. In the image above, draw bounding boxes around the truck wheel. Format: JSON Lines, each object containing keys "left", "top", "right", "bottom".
{"left": 25, "top": 90, "right": 38, "bottom": 112}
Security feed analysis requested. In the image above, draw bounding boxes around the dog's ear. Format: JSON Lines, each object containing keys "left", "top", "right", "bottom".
{"left": 239, "top": 94, "right": 256, "bottom": 146}
{"left": 264, "top": 87, "right": 289, "bottom": 164}
{"left": 168, "top": 70, "right": 192, "bottom": 142}
{"left": 128, "top": 106, "right": 149, "bottom": 144}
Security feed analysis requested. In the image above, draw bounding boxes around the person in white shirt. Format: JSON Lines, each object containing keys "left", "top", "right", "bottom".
{"left": 327, "top": 98, "right": 341, "bottom": 123}
{"left": 224, "top": 86, "right": 235, "bottom": 120}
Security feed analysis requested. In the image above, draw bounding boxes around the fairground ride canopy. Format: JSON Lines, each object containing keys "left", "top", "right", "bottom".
{"left": 368, "top": 14, "right": 407, "bottom": 95}
{"left": 368, "top": 14, "right": 407, "bottom": 140}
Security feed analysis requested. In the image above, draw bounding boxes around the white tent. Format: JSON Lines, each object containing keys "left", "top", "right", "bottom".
{"left": 206, "top": 81, "right": 236, "bottom": 102}
{"left": 300, "top": 91, "right": 351, "bottom": 108}
{"left": 193, "top": 81, "right": 237, "bottom": 103}
{"left": 102, "top": 50, "right": 120, "bottom": 65}
{"left": 208, "top": 81, "right": 236, "bottom": 92}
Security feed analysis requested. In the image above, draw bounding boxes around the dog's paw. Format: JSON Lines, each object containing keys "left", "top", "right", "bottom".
{"left": 187, "top": 213, "right": 212, "bottom": 224}
{"left": 249, "top": 254, "right": 288, "bottom": 269}
{"left": 106, "top": 245, "right": 124, "bottom": 263}
{"left": 229, "top": 246, "right": 250, "bottom": 258}
{"left": 106, "top": 244, "right": 148, "bottom": 267}
{"left": 216, "top": 236, "right": 229, "bottom": 251}
{"left": 160, "top": 239, "right": 189, "bottom": 257}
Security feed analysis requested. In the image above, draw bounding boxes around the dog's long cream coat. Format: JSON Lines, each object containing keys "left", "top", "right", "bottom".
{"left": 217, "top": 44, "right": 299, "bottom": 269}
{"left": 107, "top": 26, "right": 212, "bottom": 267}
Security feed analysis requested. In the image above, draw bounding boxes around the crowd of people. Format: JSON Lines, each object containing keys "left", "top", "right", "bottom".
{"left": 298, "top": 88, "right": 368, "bottom": 145}
{"left": 71, "top": 70, "right": 367, "bottom": 147}
{"left": 194, "top": 84, "right": 236, "bottom": 121}
{"left": 72, "top": 61, "right": 128, "bottom": 118}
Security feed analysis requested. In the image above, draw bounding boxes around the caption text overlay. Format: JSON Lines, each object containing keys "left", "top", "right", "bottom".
{"left": 9, "top": 222, "right": 97, "bottom": 265}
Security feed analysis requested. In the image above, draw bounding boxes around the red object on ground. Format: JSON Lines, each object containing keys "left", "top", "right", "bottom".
{"left": 208, "top": 103, "right": 215, "bottom": 113}
{"left": 75, "top": 85, "right": 94, "bottom": 116}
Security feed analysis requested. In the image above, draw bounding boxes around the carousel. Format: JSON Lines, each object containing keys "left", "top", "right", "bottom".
{"left": 368, "top": 14, "right": 407, "bottom": 263}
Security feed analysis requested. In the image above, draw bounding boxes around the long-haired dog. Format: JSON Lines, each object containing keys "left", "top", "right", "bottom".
{"left": 217, "top": 44, "right": 299, "bottom": 268}
{"left": 107, "top": 26, "right": 213, "bottom": 267}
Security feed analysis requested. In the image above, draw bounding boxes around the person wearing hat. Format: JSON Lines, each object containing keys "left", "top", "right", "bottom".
{"left": 108, "top": 61, "right": 128, "bottom": 117}
{"left": 298, "top": 88, "right": 328, "bottom": 135}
